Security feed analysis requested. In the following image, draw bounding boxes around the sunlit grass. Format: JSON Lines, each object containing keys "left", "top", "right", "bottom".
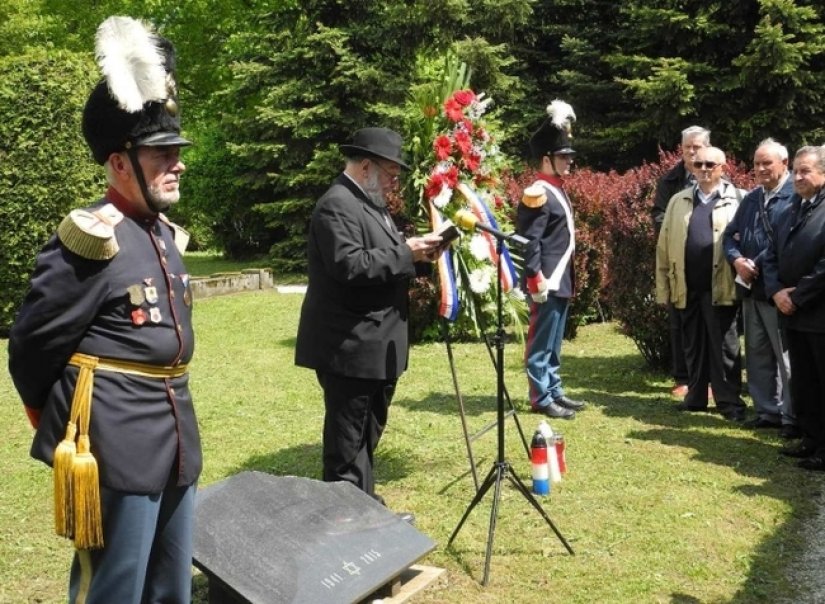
{"left": 1, "top": 291, "right": 820, "bottom": 603}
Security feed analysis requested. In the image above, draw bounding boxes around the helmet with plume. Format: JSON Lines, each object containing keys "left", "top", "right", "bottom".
{"left": 528, "top": 100, "right": 576, "bottom": 160}
{"left": 82, "top": 16, "right": 190, "bottom": 165}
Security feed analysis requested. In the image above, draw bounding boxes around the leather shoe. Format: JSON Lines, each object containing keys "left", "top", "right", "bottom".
{"left": 532, "top": 402, "right": 575, "bottom": 419}
{"left": 780, "top": 441, "right": 817, "bottom": 458}
{"left": 797, "top": 456, "right": 825, "bottom": 472}
{"left": 780, "top": 425, "right": 803, "bottom": 440}
{"left": 721, "top": 411, "right": 746, "bottom": 424}
{"left": 395, "top": 511, "right": 416, "bottom": 525}
{"left": 675, "top": 402, "right": 707, "bottom": 413}
{"left": 554, "top": 395, "right": 585, "bottom": 410}
{"left": 742, "top": 417, "right": 781, "bottom": 429}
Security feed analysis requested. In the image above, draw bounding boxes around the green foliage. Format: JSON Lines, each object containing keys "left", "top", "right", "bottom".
{"left": 531, "top": 0, "right": 825, "bottom": 167}
{"left": 0, "top": 49, "right": 103, "bottom": 331}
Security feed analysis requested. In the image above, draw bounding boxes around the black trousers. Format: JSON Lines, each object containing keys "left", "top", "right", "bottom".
{"left": 786, "top": 329, "right": 825, "bottom": 452}
{"left": 317, "top": 371, "right": 396, "bottom": 500}
{"left": 679, "top": 290, "right": 745, "bottom": 414}
{"left": 668, "top": 303, "right": 689, "bottom": 384}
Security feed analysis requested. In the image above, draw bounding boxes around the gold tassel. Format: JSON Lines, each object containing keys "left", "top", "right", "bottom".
{"left": 53, "top": 421, "right": 77, "bottom": 538}
{"left": 72, "top": 434, "right": 103, "bottom": 550}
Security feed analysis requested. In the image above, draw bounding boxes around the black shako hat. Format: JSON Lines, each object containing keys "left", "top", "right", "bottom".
{"left": 339, "top": 127, "right": 410, "bottom": 169}
{"left": 82, "top": 17, "right": 191, "bottom": 165}
{"left": 529, "top": 100, "right": 577, "bottom": 159}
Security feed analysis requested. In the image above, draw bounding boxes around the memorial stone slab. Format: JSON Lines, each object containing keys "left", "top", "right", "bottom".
{"left": 193, "top": 472, "right": 437, "bottom": 604}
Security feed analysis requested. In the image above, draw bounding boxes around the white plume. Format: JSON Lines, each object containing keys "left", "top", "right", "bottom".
{"left": 546, "top": 100, "right": 576, "bottom": 129}
{"left": 95, "top": 16, "right": 167, "bottom": 113}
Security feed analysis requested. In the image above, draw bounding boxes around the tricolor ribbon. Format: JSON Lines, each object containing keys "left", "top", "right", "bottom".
{"left": 428, "top": 200, "right": 460, "bottom": 321}
{"left": 456, "top": 183, "right": 518, "bottom": 293}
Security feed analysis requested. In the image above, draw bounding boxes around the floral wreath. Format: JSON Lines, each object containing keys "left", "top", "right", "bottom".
{"left": 421, "top": 88, "right": 520, "bottom": 327}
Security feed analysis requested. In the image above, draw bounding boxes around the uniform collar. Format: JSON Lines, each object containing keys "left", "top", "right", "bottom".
{"left": 536, "top": 173, "right": 564, "bottom": 188}
{"left": 106, "top": 186, "right": 157, "bottom": 224}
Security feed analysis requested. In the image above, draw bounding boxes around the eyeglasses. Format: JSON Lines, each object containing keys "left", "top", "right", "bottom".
{"left": 693, "top": 161, "right": 719, "bottom": 170}
{"left": 371, "top": 160, "right": 400, "bottom": 182}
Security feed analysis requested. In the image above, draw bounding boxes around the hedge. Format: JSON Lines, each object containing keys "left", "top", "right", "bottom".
{"left": 0, "top": 49, "right": 103, "bottom": 332}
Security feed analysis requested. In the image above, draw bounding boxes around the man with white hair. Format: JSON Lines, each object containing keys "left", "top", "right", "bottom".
{"left": 723, "top": 139, "right": 796, "bottom": 437}
{"left": 652, "top": 126, "right": 711, "bottom": 398}
{"left": 656, "top": 146, "right": 747, "bottom": 421}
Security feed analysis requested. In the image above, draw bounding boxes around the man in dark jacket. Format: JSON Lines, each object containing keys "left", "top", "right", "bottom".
{"left": 763, "top": 145, "right": 825, "bottom": 470}
{"left": 723, "top": 138, "right": 796, "bottom": 437}
{"left": 517, "top": 100, "right": 585, "bottom": 420}
{"left": 295, "top": 128, "right": 441, "bottom": 502}
{"left": 8, "top": 17, "right": 200, "bottom": 603}
{"left": 651, "top": 126, "right": 711, "bottom": 397}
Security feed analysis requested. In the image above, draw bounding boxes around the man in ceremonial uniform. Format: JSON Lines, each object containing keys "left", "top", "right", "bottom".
{"left": 517, "top": 100, "right": 585, "bottom": 420}
{"left": 295, "top": 128, "right": 440, "bottom": 508}
{"left": 8, "top": 17, "right": 200, "bottom": 603}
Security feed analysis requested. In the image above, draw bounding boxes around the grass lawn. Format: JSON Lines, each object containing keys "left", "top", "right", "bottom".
{"left": 1, "top": 289, "right": 821, "bottom": 603}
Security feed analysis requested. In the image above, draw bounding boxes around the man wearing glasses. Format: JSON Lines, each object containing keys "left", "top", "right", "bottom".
{"left": 656, "top": 147, "right": 748, "bottom": 421}
{"left": 295, "top": 128, "right": 441, "bottom": 512}
{"left": 651, "top": 126, "right": 711, "bottom": 399}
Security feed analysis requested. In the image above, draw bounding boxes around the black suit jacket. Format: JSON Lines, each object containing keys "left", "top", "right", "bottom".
{"left": 763, "top": 188, "right": 825, "bottom": 333}
{"left": 295, "top": 175, "right": 417, "bottom": 380}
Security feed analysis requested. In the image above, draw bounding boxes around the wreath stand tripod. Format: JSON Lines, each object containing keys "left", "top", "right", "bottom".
{"left": 443, "top": 319, "right": 530, "bottom": 491}
{"left": 446, "top": 232, "right": 574, "bottom": 586}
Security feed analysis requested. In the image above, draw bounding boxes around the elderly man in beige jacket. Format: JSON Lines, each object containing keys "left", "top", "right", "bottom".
{"left": 656, "top": 146, "right": 748, "bottom": 421}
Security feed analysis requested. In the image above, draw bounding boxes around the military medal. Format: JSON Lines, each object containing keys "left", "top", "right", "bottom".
{"left": 149, "top": 307, "right": 162, "bottom": 323}
{"left": 144, "top": 285, "right": 159, "bottom": 304}
{"left": 131, "top": 308, "right": 147, "bottom": 326}
{"left": 127, "top": 284, "right": 145, "bottom": 306}
{"left": 181, "top": 274, "right": 192, "bottom": 306}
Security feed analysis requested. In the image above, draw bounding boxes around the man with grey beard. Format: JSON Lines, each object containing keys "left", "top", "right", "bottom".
{"left": 295, "top": 128, "right": 441, "bottom": 513}
{"left": 8, "top": 16, "right": 200, "bottom": 603}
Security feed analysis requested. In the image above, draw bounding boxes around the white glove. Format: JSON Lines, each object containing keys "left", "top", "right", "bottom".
{"left": 531, "top": 290, "right": 549, "bottom": 304}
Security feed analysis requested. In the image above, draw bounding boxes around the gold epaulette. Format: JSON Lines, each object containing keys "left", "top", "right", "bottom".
{"left": 56, "top": 204, "right": 124, "bottom": 261}
{"left": 157, "top": 214, "right": 190, "bottom": 254}
{"left": 521, "top": 184, "right": 547, "bottom": 208}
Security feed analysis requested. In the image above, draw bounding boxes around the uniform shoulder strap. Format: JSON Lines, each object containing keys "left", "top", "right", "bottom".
{"left": 56, "top": 203, "right": 124, "bottom": 260}
{"left": 157, "top": 213, "right": 191, "bottom": 254}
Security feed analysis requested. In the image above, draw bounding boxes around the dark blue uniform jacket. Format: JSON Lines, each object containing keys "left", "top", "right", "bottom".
{"left": 8, "top": 192, "right": 202, "bottom": 494}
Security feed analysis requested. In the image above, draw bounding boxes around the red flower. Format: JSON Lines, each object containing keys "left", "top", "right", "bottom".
{"left": 433, "top": 135, "right": 452, "bottom": 161}
{"left": 454, "top": 129, "right": 472, "bottom": 155}
{"left": 425, "top": 172, "right": 445, "bottom": 200}
{"left": 453, "top": 89, "right": 476, "bottom": 106}
{"left": 444, "top": 165, "right": 460, "bottom": 188}
{"left": 463, "top": 151, "right": 481, "bottom": 173}
{"left": 422, "top": 105, "right": 439, "bottom": 118}
{"left": 444, "top": 98, "right": 464, "bottom": 122}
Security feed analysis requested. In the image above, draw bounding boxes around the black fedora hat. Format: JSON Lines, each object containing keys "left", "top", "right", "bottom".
{"left": 339, "top": 127, "right": 409, "bottom": 169}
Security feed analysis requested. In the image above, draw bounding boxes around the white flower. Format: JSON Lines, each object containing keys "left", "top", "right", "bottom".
{"left": 433, "top": 184, "right": 453, "bottom": 209}
{"left": 468, "top": 93, "right": 493, "bottom": 119}
{"left": 470, "top": 234, "right": 490, "bottom": 261}
{"left": 509, "top": 287, "right": 526, "bottom": 301}
{"left": 435, "top": 160, "right": 453, "bottom": 174}
{"left": 469, "top": 267, "right": 493, "bottom": 294}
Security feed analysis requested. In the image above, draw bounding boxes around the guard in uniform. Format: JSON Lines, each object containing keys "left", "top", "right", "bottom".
{"left": 8, "top": 16, "right": 201, "bottom": 604}
{"left": 517, "top": 101, "right": 586, "bottom": 420}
